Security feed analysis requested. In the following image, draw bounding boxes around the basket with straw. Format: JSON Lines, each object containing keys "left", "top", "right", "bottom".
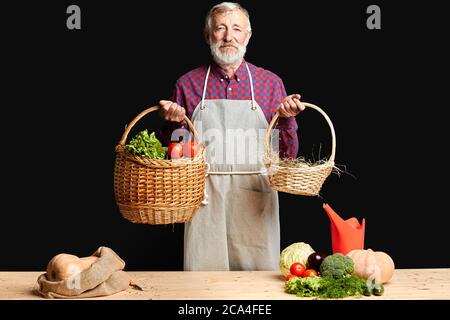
{"left": 264, "top": 102, "right": 336, "bottom": 196}
{"left": 114, "top": 106, "right": 207, "bottom": 224}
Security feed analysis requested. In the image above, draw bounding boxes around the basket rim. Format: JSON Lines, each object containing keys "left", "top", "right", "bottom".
{"left": 265, "top": 102, "right": 336, "bottom": 163}
{"left": 266, "top": 159, "right": 335, "bottom": 173}
{"left": 115, "top": 144, "right": 205, "bottom": 168}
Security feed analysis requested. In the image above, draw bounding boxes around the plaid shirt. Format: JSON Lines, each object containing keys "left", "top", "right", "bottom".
{"left": 160, "top": 60, "right": 299, "bottom": 158}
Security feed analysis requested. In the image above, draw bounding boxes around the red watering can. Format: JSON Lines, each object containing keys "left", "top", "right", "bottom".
{"left": 323, "top": 203, "right": 365, "bottom": 255}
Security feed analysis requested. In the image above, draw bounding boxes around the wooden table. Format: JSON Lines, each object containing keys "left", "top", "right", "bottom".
{"left": 1, "top": 269, "right": 449, "bottom": 300}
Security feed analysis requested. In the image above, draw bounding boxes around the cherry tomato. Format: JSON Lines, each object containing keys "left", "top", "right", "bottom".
{"left": 182, "top": 140, "right": 198, "bottom": 158}
{"left": 289, "top": 262, "right": 306, "bottom": 277}
{"left": 285, "top": 274, "right": 298, "bottom": 282}
{"left": 168, "top": 142, "right": 183, "bottom": 159}
{"left": 302, "top": 269, "right": 319, "bottom": 277}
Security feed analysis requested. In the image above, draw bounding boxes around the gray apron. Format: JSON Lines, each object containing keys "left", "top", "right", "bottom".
{"left": 184, "top": 63, "right": 280, "bottom": 271}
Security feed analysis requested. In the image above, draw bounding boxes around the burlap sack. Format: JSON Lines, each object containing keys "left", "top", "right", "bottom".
{"left": 37, "top": 246, "right": 132, "bottom": 299}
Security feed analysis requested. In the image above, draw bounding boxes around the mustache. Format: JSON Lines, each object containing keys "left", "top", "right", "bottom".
{"left": 213, "top": 40, "right": 239, "bottom": 49}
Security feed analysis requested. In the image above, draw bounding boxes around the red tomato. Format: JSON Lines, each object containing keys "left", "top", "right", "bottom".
{"left": 285, "top": 274, "right": 298, "bottom": 282}
{"left": 302, "top": 269, "right": 319, "bottom": 278}
{"left": 182, "top": 140, "right": 198, "bottom": 158}
{"left": 168, "top": 142, "right": 183, "bottom": 159}
{"left": 290, "top": 262, "right": 306, "bottom": 277}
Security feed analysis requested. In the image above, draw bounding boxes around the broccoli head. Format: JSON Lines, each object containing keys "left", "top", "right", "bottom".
{"left": 320, "top": 253, "right": 354, "bottom": 278}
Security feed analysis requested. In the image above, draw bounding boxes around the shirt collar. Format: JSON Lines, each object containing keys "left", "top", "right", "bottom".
{"left": 210, "top": 60, "right": 248, "bottom": 83}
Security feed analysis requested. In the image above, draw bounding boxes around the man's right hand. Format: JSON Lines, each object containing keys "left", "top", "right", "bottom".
{"left": 159, "top": 100, "right": 186, "bottom": 123}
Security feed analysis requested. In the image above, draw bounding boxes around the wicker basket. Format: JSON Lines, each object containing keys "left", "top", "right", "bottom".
{"left": 114, "top": 106, "right": 207, "bottom": 224}
{"left": 264, "top": 102, "right": 336, "bottom": 196}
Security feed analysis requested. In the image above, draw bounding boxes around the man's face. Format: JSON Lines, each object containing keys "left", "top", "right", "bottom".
{"left": 208, "top": 9, "right": 251, "bottom": 65}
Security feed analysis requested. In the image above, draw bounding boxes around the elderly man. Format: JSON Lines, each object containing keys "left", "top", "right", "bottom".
{"left": 159, "top": 2, "right": 304, "bottom": 271}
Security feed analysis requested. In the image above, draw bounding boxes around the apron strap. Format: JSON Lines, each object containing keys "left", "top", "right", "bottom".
{"left": 244, "top": 63, "right": 256, "bottom": 110}
{"left": 200, "top": 66, "right": 211, "bottom": 110}
{"left": 201, "top": 63, "right": 256, "bottom": 110}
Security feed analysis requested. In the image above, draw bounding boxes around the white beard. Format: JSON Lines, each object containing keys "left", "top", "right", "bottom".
{"left": 210, "top": 40, "right": 247, "bottom": 66}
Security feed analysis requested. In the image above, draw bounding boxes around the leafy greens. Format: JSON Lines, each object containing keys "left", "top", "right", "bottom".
{"left": 125, "top": 129, "right": 167, "bottom": 160}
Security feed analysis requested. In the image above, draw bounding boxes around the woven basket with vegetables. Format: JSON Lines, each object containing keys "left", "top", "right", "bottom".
{"left": 264, "top": 102, "right": 336, "bottom": 196}
{"left": 114, "top": 106, "right": 207, "bottom": 225}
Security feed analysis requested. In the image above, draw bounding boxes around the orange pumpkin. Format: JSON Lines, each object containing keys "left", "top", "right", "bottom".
{"left": 46, "top": 253, "right": 98, "bottom": 281}
{"left": 347, "top": 249, "right": 395, "bottom": 284}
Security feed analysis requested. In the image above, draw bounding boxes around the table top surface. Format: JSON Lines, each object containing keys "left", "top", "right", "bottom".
{"left": 1, "top": 268, "right": 449, "bottom": 300}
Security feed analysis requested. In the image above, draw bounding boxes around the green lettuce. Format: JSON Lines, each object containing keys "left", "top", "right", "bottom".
{"left": 125, "top": 129, "right": 167, "bottom": 160}
{"left": 285, "top": 275, "right": 368, "bottom": 299}
{"left": 285, "top": 276, "right": 322, "bottom": 297}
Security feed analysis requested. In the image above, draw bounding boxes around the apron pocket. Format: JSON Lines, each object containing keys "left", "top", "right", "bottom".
{"left": 227, "top": 188, "right": 274, "bottom": 248}
{"left": 227, "top": 187, "right": 278, "bottom": 270}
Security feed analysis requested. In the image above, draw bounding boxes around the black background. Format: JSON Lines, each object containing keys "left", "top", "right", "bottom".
{"left": 2, "top": 0, "right": 449, "bottom": 272}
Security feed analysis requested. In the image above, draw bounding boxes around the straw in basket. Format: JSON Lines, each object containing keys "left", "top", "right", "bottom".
{"left": 114, "top": 106, "right": 207, "bottom": 224}
{"left": 264, "top": 102, "right": 336, "bottom": 196}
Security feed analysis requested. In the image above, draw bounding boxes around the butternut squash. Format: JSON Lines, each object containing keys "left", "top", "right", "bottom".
{"left": 46, "top": 253, "right": 98, "bottom": 281}
{"left": 347, "top": 249, "right": 395, "bottom": 284}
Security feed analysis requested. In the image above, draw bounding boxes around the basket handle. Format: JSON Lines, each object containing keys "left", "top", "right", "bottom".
{"left": 265, "top": 102, "right": 336, "bottom": 162}
{"left": 118, "top": 106, "right": 202, "bottom": 146}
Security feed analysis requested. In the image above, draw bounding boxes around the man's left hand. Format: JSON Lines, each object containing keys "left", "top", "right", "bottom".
{"left": 278, "top": 94, "right": 305, "bottom": 117}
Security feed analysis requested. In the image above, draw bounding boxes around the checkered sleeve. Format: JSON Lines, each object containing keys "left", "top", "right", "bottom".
{"left": 158, "top": 80, "right": 188, "bottom": 146}
{"left": 273, "top": 79, "right": 299, "bottom": 159}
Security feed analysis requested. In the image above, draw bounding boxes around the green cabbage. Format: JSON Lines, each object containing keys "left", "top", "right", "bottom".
{"left": 280, "top": 242, "right": 315, "bottom": 276}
